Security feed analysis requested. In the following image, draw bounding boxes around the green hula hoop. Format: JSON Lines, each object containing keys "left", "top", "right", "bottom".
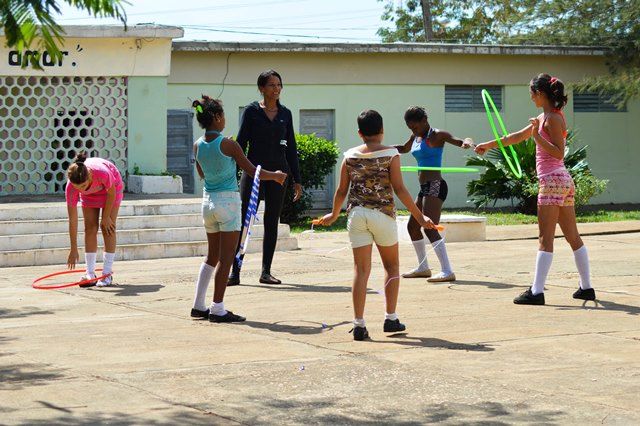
{"left": 401, "top": 166, "right": 479, "bottom": 173}
{"left": 481, "top": 89, "right": 523, "bottom": 178}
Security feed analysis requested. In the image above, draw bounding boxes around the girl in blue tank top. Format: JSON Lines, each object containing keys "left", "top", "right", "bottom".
{"left": 395, "top": 106, "right": 474, "bottom": 283}
{"left": 189, "top": 96, "right": 287, "bottom": 324}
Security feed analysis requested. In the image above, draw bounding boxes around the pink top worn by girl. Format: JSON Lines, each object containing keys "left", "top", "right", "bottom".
{"left": 65, "top": 158, "right": 124, "bottom": 209}
{"left": 536, "top": 110, "right": 568, "bottom": 178}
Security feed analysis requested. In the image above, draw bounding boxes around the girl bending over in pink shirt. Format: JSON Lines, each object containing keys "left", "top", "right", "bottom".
{"left": 475, "top": 74, "right": 595, "bottom": 305}
{"left": 66, "top": 152, "right": 124, "bottom": 287}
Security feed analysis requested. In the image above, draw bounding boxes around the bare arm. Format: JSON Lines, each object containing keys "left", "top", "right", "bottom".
{"left": 319, "top": 160, "right": 349, "bottom": 225}
{"left": 475, "top": 123, "right": 533, "bottom": 154}
{"left": 389, "top": 156, "right": 435, "bottom": 229}
{"left": 67, "top": 205, "right": 79, "bottom": 269}
{"left": 393, "top": 134, "right": 415, "bottom": 154}
{"left": 531, "top": 114, "right": 565, "bottom": 160}
{"left": 439, "top": 131, "right": 474, "bottom": 149}
{"left": 193, "top": 142, "right": 204, "bottom": 180}
{"left": 221, "top": 138, "right": 286, "bottom": 184}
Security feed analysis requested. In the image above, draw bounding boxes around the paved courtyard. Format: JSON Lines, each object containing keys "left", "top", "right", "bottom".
{"left": 1, "top": 227, "right": 639, "bottom": 424}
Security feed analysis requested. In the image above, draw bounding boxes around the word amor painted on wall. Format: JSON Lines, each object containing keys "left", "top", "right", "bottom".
{"left": 6, "top": 44, "right": 82, "bottom": 68}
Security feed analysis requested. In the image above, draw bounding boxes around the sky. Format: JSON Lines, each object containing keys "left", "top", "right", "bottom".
{"left": 55, "top": 0, "right": 394, "bottom": 43}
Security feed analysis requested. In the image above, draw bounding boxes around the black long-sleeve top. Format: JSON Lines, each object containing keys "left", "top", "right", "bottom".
{"left": 236, "top": 101, "right": 301, "bottom": 184}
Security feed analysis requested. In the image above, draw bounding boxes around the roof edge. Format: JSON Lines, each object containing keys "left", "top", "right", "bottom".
{"left": 1, "top": 25, "right": 184, "bottom": 39}
{"left": 172, "top": 41, "right": 608, "bottom": 56}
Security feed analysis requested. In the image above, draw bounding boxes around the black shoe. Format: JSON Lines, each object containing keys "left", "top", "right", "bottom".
{"left": 209, "top": 310, "right": 246, "bottom": 323}
{"left": 383, "top": 319, "right": 406, "bottom": 333}
{"left": 227, "top": 274, "right": 240, "bottom": 287}
{"left": 259, "top": 272, "right": 281, "bottom": 285}
{"left": 573, "top": 287, "right": 596, "bottom": 301}
{"left": 349, "top": 326, "right": 369, "bottom": 341}
{"left": 514, "top": 288, "right": 545, "bottom": 305}
{"left": 79, "top": 282, "right": 96, "bottom": 288}
{"left": 190, "top": 308, "right": 209, "bottom": 319}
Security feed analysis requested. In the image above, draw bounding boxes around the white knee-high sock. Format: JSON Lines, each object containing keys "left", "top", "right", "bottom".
{"left": 193, "top": 263, "right": 214, "bottom": 311}
{"left": 432, "top": 239, "right": 452, "bottom": 274}
{"left": 103, "top": 252, "right": 115, "bottom": 275}
{"left": 531, "top": 251, "right": 553, "bottom": 295}
{"left": 412, "top": 239, "right": 429, "bottom": 270}
{"left": 573, "top": 245, "right": 592, "bottom": 290}
{"left": 85, "top": 252, "right": 97, "bottom": 276}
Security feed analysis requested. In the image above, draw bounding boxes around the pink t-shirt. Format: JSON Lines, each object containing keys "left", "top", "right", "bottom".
{"left": 65, "top": 158, "right": 123, "bottom": 207}
{"left": 536, "top": 111, "right": 567, "bottom": 178}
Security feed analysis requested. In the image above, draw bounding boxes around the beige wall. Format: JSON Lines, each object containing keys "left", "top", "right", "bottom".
{"left": 168, "top": 50, "right": 639, "bottom": 206}
{"left": 1, "top": 37, "right": 174, "bottom": 77}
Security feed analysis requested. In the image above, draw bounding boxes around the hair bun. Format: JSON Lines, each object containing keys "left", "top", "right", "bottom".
{"left": 75, "top": 152, "right": 87, "bottom": 164}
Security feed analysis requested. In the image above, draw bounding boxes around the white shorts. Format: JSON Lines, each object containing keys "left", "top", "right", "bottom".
{"left": 202, "top": 191, "right": 242, "bottom": 233}
{"left": 347, "top": 206, "right": 398, "bottom": 248}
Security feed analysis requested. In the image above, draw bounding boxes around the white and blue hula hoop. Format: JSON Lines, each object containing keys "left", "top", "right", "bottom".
{"left": 236, "top": 165, "right": 261, "bottom": 267}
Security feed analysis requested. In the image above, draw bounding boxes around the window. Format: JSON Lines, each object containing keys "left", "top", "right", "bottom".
{"left": 573, "top": 91, "right": 626, "bottom": 112}
{"left": 445, "top": 85, "right": 502, "bottom": 112}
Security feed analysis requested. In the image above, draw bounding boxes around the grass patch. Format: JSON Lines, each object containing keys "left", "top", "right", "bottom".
{"left": 290, "top": 209, "right": 640, "bottom": 233}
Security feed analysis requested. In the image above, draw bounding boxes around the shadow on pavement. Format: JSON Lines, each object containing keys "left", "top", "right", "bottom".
{"left": 91, "top": 283, "right": 164, "bottom": 297}
{"left": 383, "top": 333, "right": 495, "bottom": 351}
{"left": 550, "top": 299, "right": 640, "bottom": 316}
{"left": 242, "top": 320, "right": 352, "bottom": 335}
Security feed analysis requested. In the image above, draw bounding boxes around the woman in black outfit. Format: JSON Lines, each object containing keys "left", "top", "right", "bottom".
{"left": 228, "top": 69, "right": 302, "bottom": 286}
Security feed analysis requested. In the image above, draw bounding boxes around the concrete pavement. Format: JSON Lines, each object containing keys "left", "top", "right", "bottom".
{"left": 1, "top": 226, "right": 639, "bottom": 424}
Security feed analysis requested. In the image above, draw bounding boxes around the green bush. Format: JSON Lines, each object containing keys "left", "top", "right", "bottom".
{"left": 466, "top": 132, "right": 608, "bottom": 215}
{"left": 280, "top": 134, "right": 340, "bottom": 224}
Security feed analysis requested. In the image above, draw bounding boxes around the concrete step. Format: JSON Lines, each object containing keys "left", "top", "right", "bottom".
{"left": 0, "top": 224, "right": 292, "bottom": 251}
{"left": 397, "top": 214, "right": 486, "bottom": 242}
{"left": 0, "top": 214, "right": 203, "bottom": 236}
{"left": 0, "top": 236, "right": 299, "bottom": 267}
{"left": 0, "top": 199, "right": 202, "bottom": 221}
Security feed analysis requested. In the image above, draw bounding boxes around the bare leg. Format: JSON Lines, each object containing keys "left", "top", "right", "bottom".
{"left": 558, "top": 205, "right": 584, "bottom": 251}
{"left": 537, "top": 205, "right": 560, "bottom": 253}
{"left": 376, "top": 243, "right": 400, "bottom": 315}
{"left": 102, "top": 204, "right": 120, "bottom": 253}
{"left": 213, "top": 231, "right": 240, "bottom": 303}
{"left": 407, "top": 195, "right": 425, "bottom": 241}
{"left": 82, "top": 207, "right": 100, "bottom": 253}
{"left": 352, "top": 245, "right": 372, "bottom": 320}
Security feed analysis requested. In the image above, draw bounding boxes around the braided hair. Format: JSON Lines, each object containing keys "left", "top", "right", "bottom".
{"left": 192, "top": 95, "right": 224, "bottom": 128}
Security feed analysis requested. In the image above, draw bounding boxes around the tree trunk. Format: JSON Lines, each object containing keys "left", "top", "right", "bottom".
{"left": 420, "top": 0, "right": 434, "bottom": 41}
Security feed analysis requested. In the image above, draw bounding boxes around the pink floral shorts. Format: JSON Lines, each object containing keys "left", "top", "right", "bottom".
{"left": 538, "top": 170, "right": 575, "bottom": 207}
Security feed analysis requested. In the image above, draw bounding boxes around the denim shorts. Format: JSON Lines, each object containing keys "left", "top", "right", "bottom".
{"left": 202, "top": 191, "right": 242, "bottom": 233}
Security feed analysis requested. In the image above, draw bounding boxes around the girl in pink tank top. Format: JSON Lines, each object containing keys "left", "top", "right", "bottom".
{"left": 65, "top": 152, "right": 124, "bottom": 287}
{"left": 475, "top": 74, "right": 596, "bottom": 306}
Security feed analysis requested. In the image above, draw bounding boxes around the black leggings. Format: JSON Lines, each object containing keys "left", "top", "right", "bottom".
{"left": 233, "top": 170, "right": 287, "bottom": 275}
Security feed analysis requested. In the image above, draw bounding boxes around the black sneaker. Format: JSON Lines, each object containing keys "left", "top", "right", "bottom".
{"left": 209, "top": 311, "right": 246, "bottom": 323}
{"left": 259, "top": 272, "right": 282, "bottom": 285}
{"left": 513, "top": 288, "right": 545, "bottom": 305}
{"left": 383, "top": 319, "right": 406, "bottom": 333}
{"left": 573, "top": 287, "right": 596, "bottom": 301}
{"left": 227, "top": 274, "right": 240, "bottom": 287}
{"left": 190, "top": 308, "right": 209, "bottom": 319}
{"left": 349, "top": 326, "right": 369, "bottom": 341}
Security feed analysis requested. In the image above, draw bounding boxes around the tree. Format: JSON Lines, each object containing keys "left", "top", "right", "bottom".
{"left": 1, "top": 0, "right": 128, "bottom": 68}
{"left": 377, "top": 0, "right": 640, "bottom": 106}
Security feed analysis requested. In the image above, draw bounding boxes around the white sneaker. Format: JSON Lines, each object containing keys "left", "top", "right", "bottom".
{"left": 96, "top": 275, "right": 113, "bottom": 287}
{"left": 79, "top": 273, "right": 97, "bottom": 288}
{"left": 427, "top": 272, "right": 456, "bottom": 283}
{"left": 402, "top": 268, "right": 432, "bottom": 278}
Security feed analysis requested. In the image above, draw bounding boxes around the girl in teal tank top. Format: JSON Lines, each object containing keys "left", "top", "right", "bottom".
{"left": 190, "top": 95, "right": 287, "bottom": 324}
